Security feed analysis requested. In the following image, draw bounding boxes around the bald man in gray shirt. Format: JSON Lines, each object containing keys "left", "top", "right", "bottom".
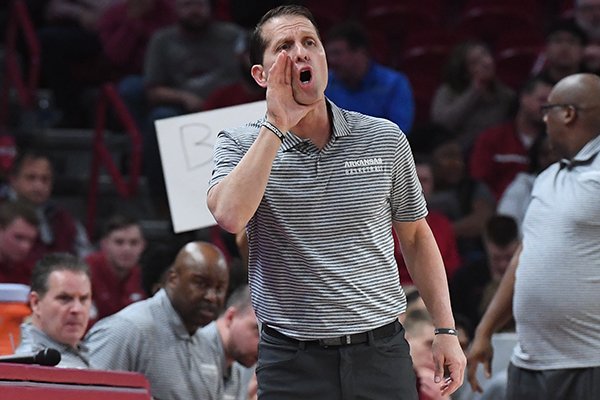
{"left": 86, "top": 241, "right": 229, "bottom": 400}
{"left": 467, "top": 73, "right": 600, "bottom": 400}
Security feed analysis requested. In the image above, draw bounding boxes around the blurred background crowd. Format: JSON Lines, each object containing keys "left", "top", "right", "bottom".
{"left": 0, "top": 0, "right": 597, "bottom": 399}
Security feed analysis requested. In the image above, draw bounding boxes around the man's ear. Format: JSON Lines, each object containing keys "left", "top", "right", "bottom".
{"left": 223, "top": 306, "right": 236, "bottom": 327}
{"left": 165, "top": 266, "right": 177, "bottom": 287}
{"left": 29, "top": 291, "right": 41, "bottom": 314}
{"left": 251, "top": 65, "right": 267, "bottom": 88}
{"left": 564, "top": 105, "right": 578, "bottom": 125}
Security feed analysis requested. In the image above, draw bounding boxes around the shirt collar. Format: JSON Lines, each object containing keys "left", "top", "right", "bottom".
{"left": 157, "top": 289, "right": 196, "bottom": 340}
{"left": 272, "top": 98, "right": 351, "bottom": 152}
{"left": 559, "top": 134, "right": 600, "bottom": 170}
{"left": 328, "top": 98, "right": 352, "bottom": 138}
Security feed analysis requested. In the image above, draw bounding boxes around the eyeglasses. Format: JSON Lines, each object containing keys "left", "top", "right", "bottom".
{"left": 539, "top": 103, "right": 575, "bottom": 116}
{"left": 540, "top": 103, "right": 599, "bottom": 116}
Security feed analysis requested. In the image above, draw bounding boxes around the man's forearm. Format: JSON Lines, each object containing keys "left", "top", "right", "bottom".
{"left": 207, "top": 128, "right": 281, "bottom": 233}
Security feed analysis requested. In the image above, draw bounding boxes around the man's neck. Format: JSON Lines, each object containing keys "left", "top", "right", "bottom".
{"left": 292, "top": 100, "right": 332, "bottom": 149}
{"left": 109, "top": 261, "right": 131, "bottom": 282}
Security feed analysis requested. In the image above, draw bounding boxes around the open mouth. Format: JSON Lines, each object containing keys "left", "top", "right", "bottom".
{"left": 300, "top": 70, "right": 312, "bottom": 83}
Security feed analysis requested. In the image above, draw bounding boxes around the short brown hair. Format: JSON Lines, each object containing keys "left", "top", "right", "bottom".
{"left": 30, "top": 253, "right": 90, "bottom": 298}
{"left": 249, "top": 5, "right": 320, "bottom": 65}
{"left": 100, "top": 213, "right": 141, "bottom": 239}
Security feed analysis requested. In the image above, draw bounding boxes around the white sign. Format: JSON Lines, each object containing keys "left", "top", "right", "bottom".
{"left": 155, "top": 101, "right": 266, "bottom": 233}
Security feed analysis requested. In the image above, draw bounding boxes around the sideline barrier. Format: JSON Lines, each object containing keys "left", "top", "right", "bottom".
{"left": 0, "top": 363, "right": 151, "bottom": 400}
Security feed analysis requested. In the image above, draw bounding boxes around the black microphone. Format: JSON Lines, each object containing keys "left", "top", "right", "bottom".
{"left": 0, "top": 348, "right": 61, "bottom": 366}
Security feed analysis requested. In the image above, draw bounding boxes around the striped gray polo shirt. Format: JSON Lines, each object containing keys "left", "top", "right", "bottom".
{"left": 512, "top": 134, "right": 600, "bottom": 370}
{"left": 209, "top": 100, "right": 427, "bottom": 340}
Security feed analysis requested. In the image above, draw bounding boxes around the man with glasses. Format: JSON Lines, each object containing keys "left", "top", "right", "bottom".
{"left": 467, "top": 73, "right": 600, "bottom": 400}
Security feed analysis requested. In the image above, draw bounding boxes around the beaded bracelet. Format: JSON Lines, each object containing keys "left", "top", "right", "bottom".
{"left": 261, "top": 120, "right": 286, "bottom": 142}
{"left": 434, "top": 328, "right": 458, "bottom": 336}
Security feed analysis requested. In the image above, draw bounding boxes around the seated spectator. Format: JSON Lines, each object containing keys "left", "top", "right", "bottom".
{"left": 431, "top": 40, "right": 515, "bottom": 151}
{"left": 5, "top": 150, "right": 93, "bottom": 261}
{"left": 198, "top": 284, "right": 258, "bottom": 399}
{"left": 16, "top": 253, "right": 92, "bottom": 368}
{"left": 428, "top": 137, "right": 496, "bottom": 262}
{"left": 450, "top": 215, "right": 520, "bottom": 336}
{"left": 394, "top": 154, "right": 461, "bottom": 286}
{"left": 85, "top": 214, "right": 147, "bottom": 322}
{"left": 141, "top": 0, "right": 244, "bottom": 210}
{"left": 0, "top": 201, "right": 39, "bottom": 284}
{"left": 497, "top": 134, "right": 559, "bottom": 231}
{"left": 202, "top": 32, "right": 266, "bottom": 111}
{"left": 469, "top": 77, "right": 552, "bottom": 200}
{"left": 575, "top": 0, "right": 600, "bottom": 73}
{"left": 324, "top": 21, "right": 415, "bottom": 133}
{"left": 35, "top": 0, "right": 119, "bottom": 127}
{"left": 535, "top": 19, "right": 588, "bottom": 85}
{"left": 100, "top": 0, "right": 177, "bottom": 136}
{"left": 404, "top": 309, "right": 451, "bottom": 400}
{"left": 97, "top": 0, "right": 176, "bottom": 78}
{"left": 143, "top": 0, "right": 244, "bottom": 115}
{"left": 86, "top": 241, "right": 229, "bottom": 399}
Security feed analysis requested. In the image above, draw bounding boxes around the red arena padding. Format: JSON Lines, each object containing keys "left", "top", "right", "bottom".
{"left": 0, "top": 363, "right": 151, "bottom": 400}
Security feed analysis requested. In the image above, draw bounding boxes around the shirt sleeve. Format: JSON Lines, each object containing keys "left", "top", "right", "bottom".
{"left": 390, "top": 132, "right": 428, "bottom": 221}
{"left": 86, "top": 316, "right": 146, "bottom": 372}
{"left": 207, "top": 130, "right": 246, "bottom": 192}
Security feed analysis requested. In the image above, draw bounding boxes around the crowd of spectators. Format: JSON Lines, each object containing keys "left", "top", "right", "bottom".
{"left": 0, "top": 0, "right": 598, "bottom": 399}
